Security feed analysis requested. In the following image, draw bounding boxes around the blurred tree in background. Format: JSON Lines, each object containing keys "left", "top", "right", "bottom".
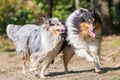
{"left": 0, "top": 0, "right": 120, "bottom": 35}
{"left": 91, "top": 0, "right": 120, "bottom": 35}
{"left": 0, "top": 0, "right": 38, "bottom": 35}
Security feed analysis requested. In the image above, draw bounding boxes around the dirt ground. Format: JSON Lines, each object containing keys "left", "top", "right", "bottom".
{"left": 0, "top": 36, "right": 120, "bottom": 80}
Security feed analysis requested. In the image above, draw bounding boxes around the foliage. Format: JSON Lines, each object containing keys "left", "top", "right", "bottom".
{"left": 0, "top": 35, "right": 15, "bottom": 52}
{"left": 0, "top": 0, "right": 37, "bottom": 35}
{"left": 0, "top": 0, "right": 120, "bottom": 35}
{"left": 35, "top": 0, "right": 75, "bottom": 20}
{"left": 80, "top": 0, "right": 90, "bottom": 9}
{"left": 52, "top": 0, "right": 75, "bottom": 20}
{"left": 35, "top": 0, "right": 90, "bottom": 20}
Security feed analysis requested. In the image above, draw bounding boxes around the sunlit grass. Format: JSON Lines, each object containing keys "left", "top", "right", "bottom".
{"left": 101, "top": 37, "right": 120, "bottom": 53}
{"left": 0, "top": 36, "right": 15, "bottom": 52}
{"left": 109, "top": 77, "right": 120, "bottom": 80}
{"left": 101, "top": 36, "right": 120, "bottom": 61}
{"left": 7, "top": 52, "right": 17, "bottom": 57}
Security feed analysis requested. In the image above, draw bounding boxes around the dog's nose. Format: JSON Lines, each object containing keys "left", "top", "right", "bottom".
{"left": 90, "top": 27, "right": 96, "bottom": 32}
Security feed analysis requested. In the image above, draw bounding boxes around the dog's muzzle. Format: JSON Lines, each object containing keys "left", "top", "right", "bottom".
{"left": 57, "top": 29, "right": 66, "bottom": 33}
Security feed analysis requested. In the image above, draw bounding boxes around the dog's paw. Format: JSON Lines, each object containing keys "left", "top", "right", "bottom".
{"left": 65, "top": 70, "right": 69, "bottom": 74}
{"left": 95, "top": 69, "right": 101, "bottom": 73}
{"left": 40, "top": 75, "right": 46, "bottom": 78}
{"left": 29, "top": 67, "right": 36, "bottom": 72}
{"left": 22, "top": 70, "right": 27, "bottom": 76}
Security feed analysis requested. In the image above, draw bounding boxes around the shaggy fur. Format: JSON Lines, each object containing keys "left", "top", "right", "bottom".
{"left": 63, "top": 8, "right": 102, "bottom": 73}
{"left": 6, "top": 24, "right": 39, "bottom": 75}
{"left": 6, "top": 18, "right": 66, "bottom": 78}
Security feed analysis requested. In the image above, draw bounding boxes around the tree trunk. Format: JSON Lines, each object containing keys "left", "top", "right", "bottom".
{"left": 91, "top": 0, "right": 113, "bottom": 35}
{"left": 47, "top": 0, "right": 53, "bottom": 18}
{"left": 112, "top": 0, "right": 120, "bottom": 33}
{"left": 113, "top": 0, "right": 120, "bottom": 24}
{"left": 75, "top": 0, "right": 80, "bottom": 9}
{"left": 113, "top": 0, "right": 120, "bottom": 12}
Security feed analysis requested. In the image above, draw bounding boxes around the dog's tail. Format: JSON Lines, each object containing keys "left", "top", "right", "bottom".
{"left": 6, "top": 24, "right": 21, "bottom": 41}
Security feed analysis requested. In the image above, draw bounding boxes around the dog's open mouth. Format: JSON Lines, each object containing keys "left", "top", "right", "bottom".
{"left": 57, "top": 29, "right": 66, "bottom": 33}
{"left": 88, "top": 29, "right": 95, "bottom": 38}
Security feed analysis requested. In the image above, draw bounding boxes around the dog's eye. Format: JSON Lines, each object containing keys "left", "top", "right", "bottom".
{"left": 61, "top": 21, "right": 64, "bottom": 25}
{"left": 86, "top": 21, "right": 90, "bottom": 24}
{"left": 50, "top": 24, "right": 55, "bottom": 26}
{"left": 57, "top": 24, "right": 60, "bottom": 26}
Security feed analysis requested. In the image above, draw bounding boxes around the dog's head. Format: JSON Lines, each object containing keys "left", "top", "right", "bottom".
{"left": 43, "top": 17, "right": 66, "bottom": 36}
{"left": 79, "top": 10, "right": 101, "bottom": 39}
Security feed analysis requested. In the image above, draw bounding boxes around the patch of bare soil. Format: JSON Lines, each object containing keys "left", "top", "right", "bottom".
{"left": 0, "top": 36, "right": 120, "bottom": 80}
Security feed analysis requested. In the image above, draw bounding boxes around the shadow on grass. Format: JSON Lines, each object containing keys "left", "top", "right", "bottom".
{"left": 101, "top": 66, "right": 120, "bottom": 73}
{"left": 47, "top": 66, "right": 120, "bottom": 77}
{"left": 4, "top": 48, "right": 15, "bottom": 52}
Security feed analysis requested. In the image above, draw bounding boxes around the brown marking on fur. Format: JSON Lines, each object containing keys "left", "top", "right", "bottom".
{"left": 94, "top": 22, "right": 102, "bottom": 36}
{"left": 80, "top": 22, "right": 93, "bottom": 39}
{"left": 95, "top": 22, "right": 102, "bottom": 31}
{"left": 50, "top": 26, "right": 58, "bottom": 36}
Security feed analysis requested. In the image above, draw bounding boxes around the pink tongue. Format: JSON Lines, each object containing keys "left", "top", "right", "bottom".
{"left": 89, "top": 29, "right": 95, "bottom": 38}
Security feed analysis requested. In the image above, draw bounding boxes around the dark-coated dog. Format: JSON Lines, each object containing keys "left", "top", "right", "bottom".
{"left": 62, "top": 8, "right": 102, "bottom": 73}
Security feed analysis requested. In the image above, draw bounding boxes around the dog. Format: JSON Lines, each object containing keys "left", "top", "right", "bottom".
{"left": 6, "top": 17, "right": 66, "bottom": 78}
{"left": 6, "top": 24, "right": 39, "bottom": 74}
{"left": 62, "top": 8, "right": 102, "bottom": 73}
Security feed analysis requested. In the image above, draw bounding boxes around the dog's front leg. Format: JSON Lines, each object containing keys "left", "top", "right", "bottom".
{"left": 92, "top": 52, "right": 101, "bottom": 73}
{"left": 89, "top": 46, "right": 101, "bottom": 73}
{"left": 93, "top": 60, "right": 101, "bottom": 73}
{"left": 75, "top": 49, "right": 94, "bottom": 62}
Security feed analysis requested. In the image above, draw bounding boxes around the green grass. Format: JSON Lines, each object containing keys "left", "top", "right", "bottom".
{"left": 0, "top": 36, "right": 15, "bottom": 52}
{"left": 101, "top": 37, "right": 120, "bottom": 53}
{"left": 101, "top": 37, "right": 120, "bottom": 61}
{"left": 8, "top": 52, "right": 17, "bottom": 57}
{"left": 109, "top": 77, "right": 120, "bottom": 80}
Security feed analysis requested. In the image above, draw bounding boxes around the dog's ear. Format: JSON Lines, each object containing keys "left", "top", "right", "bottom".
{"left": 41, "top": 17, "right": 46, "bottom": 23}
{"left": 89, "top": 8, "right": 96, "bottom": 15}
{"left": 79, "top": 8, "right": 88, "bottom": 17}
{"left": 79, "top": 8, "right": 88, "bottom": 13}
{"left": 41, "top": 17, "right": 49, "bottom": 23}
{"left": 41, "top": 17, "right": 50, "bottom": 29}
{"left": 89, "top": 9, "right": 101, "bottom": 24}
{"left": 61, "top": 20, "right": 66, "bottom": 25}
